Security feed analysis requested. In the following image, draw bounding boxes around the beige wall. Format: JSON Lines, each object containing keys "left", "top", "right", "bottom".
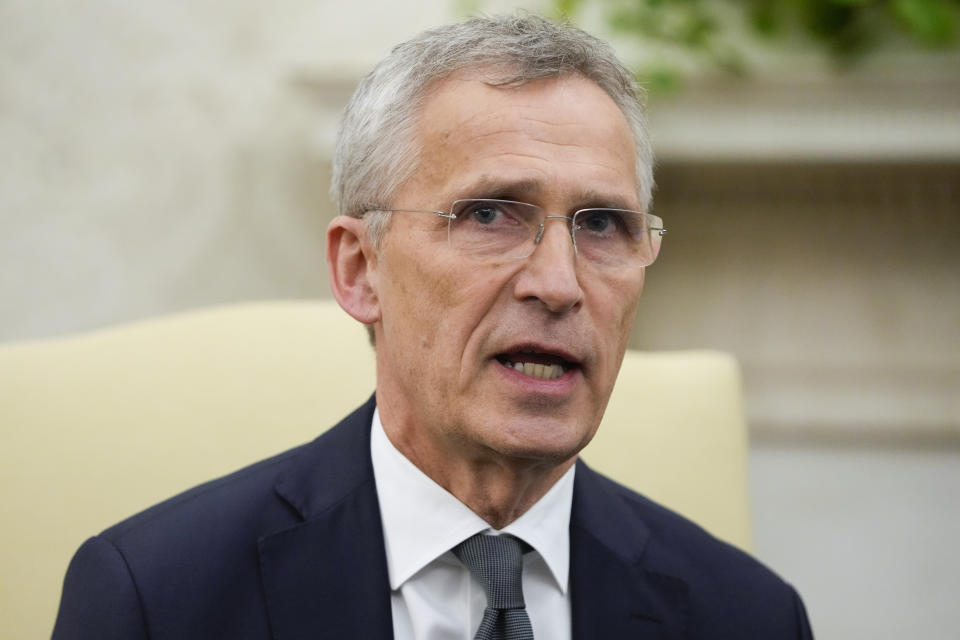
{"left": 635, "top": 162, "right": 960, "bottom": 438}
{"left": 0, "top": 0, "right": 451, "bottom": 339}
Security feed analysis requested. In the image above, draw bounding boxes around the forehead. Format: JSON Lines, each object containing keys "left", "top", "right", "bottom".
{"left": 405, "top": 71, "right": 639, "bottom": 209}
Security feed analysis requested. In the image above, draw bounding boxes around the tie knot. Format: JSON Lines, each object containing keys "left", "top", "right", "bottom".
{"left": 453, "top": 534, "right": 527, "bottom": 610}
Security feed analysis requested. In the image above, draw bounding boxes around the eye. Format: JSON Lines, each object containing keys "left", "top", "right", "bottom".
{"left": 577, "top": 209, "right": 624, "bottom": 237}
{"left": 453, "top": 199, "right": 528, "bottom": 230}
{"left": 468, "top": 202, "right": 502, "bottom": 225}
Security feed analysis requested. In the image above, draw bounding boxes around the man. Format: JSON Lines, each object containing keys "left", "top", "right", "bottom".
{"left": 54, "top": 14, "right": 813, "bottom": 639}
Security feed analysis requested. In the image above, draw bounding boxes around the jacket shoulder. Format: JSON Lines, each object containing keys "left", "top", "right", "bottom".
{"left": 54, "top": 398, "right": 378, "bottom": 639}
{"left": 101, "top": 440, "right": 310, "bottom": 545}
{"left": 54, "top": 441, "right": 315, "bottom": 640}
{"left": 101, "top": 396, "right": 377, "bottom": 548}
{"left": 575, "top": 464, "right": 811, "bottom": 637}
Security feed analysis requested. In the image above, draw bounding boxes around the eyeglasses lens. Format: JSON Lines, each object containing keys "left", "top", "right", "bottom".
{"left": 448, "top": 199, "right": 660, "bottom": 266}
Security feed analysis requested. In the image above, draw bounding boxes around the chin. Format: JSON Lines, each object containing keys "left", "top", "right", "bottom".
{"left": 483, "top": 418, "right": 596, "bottom": 465}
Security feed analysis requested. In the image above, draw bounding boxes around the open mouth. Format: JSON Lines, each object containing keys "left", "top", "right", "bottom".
{"left": 495, "top": 348, "right": 580, "bottom": 381}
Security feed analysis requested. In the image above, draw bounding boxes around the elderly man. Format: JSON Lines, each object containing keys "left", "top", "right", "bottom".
{"left": 53, "top": 14, "right": 812, "bottom": 640}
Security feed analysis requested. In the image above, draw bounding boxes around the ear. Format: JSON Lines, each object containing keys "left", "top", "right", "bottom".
{"left": 326, "top": 216, "right": 380, "bottom": 325}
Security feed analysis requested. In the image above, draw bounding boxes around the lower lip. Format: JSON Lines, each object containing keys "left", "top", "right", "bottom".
{"left": 494, "top": 360, "right": 581, "bottom": 395}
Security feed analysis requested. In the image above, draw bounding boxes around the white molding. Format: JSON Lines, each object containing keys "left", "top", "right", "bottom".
{"left": 650, "top": 72, "right": 960, "bottom": 161}
{"left": 292, "top": 62, "right": 960, "bottom": 162}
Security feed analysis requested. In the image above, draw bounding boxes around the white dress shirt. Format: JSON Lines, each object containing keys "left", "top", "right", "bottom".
{"left": 370, "top": 408, "right": 574, "bottom": 640}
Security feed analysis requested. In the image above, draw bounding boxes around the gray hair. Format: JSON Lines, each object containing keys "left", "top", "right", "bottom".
{"left": 330, "top": 13, "right": 654, "bottom": 248}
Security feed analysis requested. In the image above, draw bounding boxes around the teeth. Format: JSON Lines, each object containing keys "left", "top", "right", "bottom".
{"left": 510, "top": 361, "right": 564, "bottom": 380}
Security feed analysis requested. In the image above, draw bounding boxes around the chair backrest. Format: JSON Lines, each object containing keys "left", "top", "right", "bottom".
{"left": 0, "top": 300, "right": 751, "bottom": 639}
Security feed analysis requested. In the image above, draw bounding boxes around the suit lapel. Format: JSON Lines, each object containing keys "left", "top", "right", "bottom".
{"left": 258, "top": 397, "right": 394, "bottom": 639}
{"left": 570, "top": 461, "right": 690, "bottom": 639}
{"left": 255, "top": 400, "right": 690, "bottom": 639}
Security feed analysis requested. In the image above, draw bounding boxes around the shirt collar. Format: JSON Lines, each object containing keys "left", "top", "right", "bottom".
{"left": 370, "top": 407, "right": 574, "bottom": 594}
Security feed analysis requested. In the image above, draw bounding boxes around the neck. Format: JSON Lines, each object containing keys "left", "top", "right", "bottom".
{"left": 421, "top": 451, "right": 575, "bottom": 530}
{"left": 377, "top": 396, "right": 575, "bottom": 530}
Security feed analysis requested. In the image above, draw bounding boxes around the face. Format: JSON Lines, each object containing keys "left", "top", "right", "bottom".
{"left": 370, "top": 72, "right": 647, "bottom": 474}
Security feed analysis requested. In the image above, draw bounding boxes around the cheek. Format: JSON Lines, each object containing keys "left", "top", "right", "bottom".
{"left": 390, "top": 253, "right": 481, "bottom": 356}
{"left": 619, "top": 271, "right": 645, "bottom": 324}
{"left": 379, "top": 251, "right": 436, "bottom": 352}
{"left": 596, "top": 273, "right": 645, "bottom": 349}
{"left": 421, "top": 253, "right": 509, "bottom": 317}
{"left": 617, "top": 290, "right": 642, "bottom": 336}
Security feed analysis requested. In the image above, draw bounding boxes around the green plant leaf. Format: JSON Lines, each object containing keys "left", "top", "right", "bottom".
{"left": 553, "top": 0, "right": 584, "bottom": 18}
{"left": 487, "top": 0, "right": 960, "bottom": 97}
{"left": 637, "top": 65, "right": 684, "bottom": 96}
{"left": 749, "top": 0, "right": 782, "bottom": 36}
{"left": 803, "top": 0, "right": 859, "bottom": 40}
{"left": 890, "top": 0, "right": 959, "bottom": 45}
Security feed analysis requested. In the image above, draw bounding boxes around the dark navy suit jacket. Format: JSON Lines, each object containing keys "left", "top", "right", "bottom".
{"left": 53, "top": 396, "right": 813, "bottom": 639}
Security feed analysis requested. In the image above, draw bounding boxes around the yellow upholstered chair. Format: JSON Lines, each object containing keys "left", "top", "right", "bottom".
{"left": 0, "top": 300, "right": 751, "bottom": 639}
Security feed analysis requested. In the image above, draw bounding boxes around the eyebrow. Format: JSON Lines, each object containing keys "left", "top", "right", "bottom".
{"left": 459, "top": 176, "right": 542, "bottom": 201}
{"left": 457, "top": 175, "right": 636, "bottom": 211}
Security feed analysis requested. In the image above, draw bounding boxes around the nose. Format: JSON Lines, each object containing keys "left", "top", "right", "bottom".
{"left": 513, "top": 217, "right": 583, "bottom": 314}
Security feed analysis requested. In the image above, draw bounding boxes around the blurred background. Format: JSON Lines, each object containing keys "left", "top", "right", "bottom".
{"left": 2, "top": 0, "right": 958, "bottom": 636}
